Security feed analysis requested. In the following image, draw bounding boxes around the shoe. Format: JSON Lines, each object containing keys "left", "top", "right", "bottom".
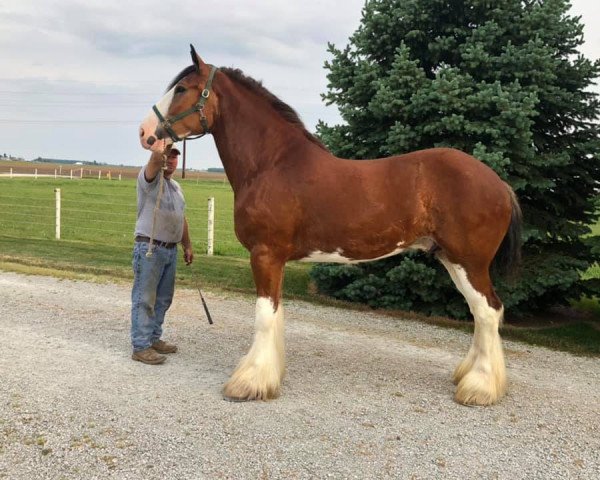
{"left": 132, "top": 347, "right": 166, "bottom": 365}
{"left": 151, "top": 339, "right": 178, "bottom": 354}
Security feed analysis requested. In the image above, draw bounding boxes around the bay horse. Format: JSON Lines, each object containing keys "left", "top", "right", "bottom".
{"left": 139, "top": 46, "right": 522, "bottom": 406}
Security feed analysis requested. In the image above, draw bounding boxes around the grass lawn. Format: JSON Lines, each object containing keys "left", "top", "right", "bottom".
{"left": 0, "top": 234, "right": 311, "bottom": 300}
{"left": 0, "top": 176, "right": 246, "bottom": 257}
{"left": 1, "top": 176, "right": 598, "bottom": 356}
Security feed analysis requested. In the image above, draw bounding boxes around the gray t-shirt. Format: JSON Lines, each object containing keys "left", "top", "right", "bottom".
{"left": 134, "top": 166, "right": 185, "bottom": 243}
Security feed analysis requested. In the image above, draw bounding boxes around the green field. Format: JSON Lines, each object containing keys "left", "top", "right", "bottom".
{"left": 0, "top": 175, "right": 312, "bottom": 299}
{"left": 1, "top": 176, "right": 598, "bottom": 356}
{"left": 0, "top": 176, "right": 246, "bottom": 257}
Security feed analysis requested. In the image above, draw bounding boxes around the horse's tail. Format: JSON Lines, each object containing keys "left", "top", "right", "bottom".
{"left": 494, "top": 183, "right": 523, "bottom": 277}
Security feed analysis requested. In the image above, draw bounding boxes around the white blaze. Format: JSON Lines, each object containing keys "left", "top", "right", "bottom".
{"left": 139, "top": 87, "right": 176, "bottom": 152}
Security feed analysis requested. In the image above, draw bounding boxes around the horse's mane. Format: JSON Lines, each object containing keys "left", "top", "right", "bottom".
{"left": 167, "top": 65, "right": 327, "bottom": 151}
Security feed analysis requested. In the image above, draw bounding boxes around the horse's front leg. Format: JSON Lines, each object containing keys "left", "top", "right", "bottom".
{"left": 223, "top": 246, "right": 286, "bottom": 401}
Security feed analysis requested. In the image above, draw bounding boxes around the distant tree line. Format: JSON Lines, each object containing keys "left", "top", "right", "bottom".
{"left": 33, "top": 157, "right": 103, "bottom": 165}
{"left": 1, "top": 153, "right": 24, "bottom": 161}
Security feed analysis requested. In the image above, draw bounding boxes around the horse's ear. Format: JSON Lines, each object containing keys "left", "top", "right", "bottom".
{"left": 190, "top": 44, "right": 205, "bottom": 72}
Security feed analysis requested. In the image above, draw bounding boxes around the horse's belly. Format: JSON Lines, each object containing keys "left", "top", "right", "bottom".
{"left": 298, "top": 237, "right": 435, "bottom": 264}
{"left": 298, "top": 245, "right": 407, "bottom": 264}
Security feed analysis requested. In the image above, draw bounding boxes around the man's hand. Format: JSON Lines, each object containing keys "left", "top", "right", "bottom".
{"left": 183, "top": 246, "right": 194, "bottom": 265}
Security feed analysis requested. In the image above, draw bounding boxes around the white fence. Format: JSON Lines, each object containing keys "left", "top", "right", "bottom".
{"left": 0, "top": 186, "right": 244, "bottom": 257}
{"left": 48, "top": 189, "right": 215, "bottom": 253}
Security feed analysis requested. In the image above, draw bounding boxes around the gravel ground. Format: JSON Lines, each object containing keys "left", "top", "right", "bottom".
{"left": 0, "top": 270, "right": 598, "bottom": 480}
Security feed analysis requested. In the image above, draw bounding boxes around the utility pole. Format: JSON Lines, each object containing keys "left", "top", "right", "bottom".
{"left": 182, "top": 139, "right": 187, "bottom": 179}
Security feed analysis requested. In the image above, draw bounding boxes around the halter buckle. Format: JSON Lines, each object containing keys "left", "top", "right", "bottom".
{"left": 201, "top": 89, "right": 210, "bottom": 99}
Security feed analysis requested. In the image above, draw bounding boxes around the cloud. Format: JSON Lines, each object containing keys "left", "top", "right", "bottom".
{"left": 0, "top": 0, "right": 367, "bottom": 167}
{"left": 2, "top": 0, "right": 360, "bottom": 65}
{"left": 0, "top": 0, "right": 597, "bottom": 170}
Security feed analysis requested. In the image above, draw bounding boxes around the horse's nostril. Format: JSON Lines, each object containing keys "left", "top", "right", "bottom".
{"left": 147, "top": 136, "right": 156, "bottom": 146}
{"left": 139, "top": 127, "right": 144, "bottom": 138}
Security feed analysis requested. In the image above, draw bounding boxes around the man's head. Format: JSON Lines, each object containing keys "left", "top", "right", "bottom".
{"left": 164, "top": 147, "right": 180, "bottom": 178}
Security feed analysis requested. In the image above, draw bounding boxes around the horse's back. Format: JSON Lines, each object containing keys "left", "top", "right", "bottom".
{"left": 333, "top": 147, "right": 513, "bottom": 255}
{"left": 328, "top": 147, "right": 511, "bottom": 220}
{"left": 281, "top": 148, "right": 505, "bottom": 255}
{"left": 384, "top": 148, "right": 504, "bottom": 188}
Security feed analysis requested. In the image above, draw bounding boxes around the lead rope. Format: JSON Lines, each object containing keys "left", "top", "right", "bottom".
{"left": 145, "top": 151, "right": 167, "bottom": 258}
{"left": 189, "top": 264, "right": 214, "bottom": 325}
{"left": 142, "top": 149, "right": 214, "bottom": 324}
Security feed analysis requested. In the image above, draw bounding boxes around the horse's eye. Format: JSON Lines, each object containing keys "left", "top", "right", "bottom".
{"left": 174, "top": 85, "right": 186, "bottom": 95}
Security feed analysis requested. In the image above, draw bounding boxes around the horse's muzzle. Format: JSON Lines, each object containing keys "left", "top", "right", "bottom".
{"left": 140, "top": 111, "right": 172, "bottom": 152}
{"left": 139, "top": 126, "right": 155, "bottom": 147}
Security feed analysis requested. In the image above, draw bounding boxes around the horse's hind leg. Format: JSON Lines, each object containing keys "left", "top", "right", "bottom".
{"left": 438, "top": 256, "right": 507, "bottom": 406}
{"left": 222, "top": 246, "right": 286, "bottom": 401}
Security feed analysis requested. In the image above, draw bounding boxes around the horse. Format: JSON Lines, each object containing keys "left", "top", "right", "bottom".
{"left": 139, "top": 45, "right": 522, "bottom": 406}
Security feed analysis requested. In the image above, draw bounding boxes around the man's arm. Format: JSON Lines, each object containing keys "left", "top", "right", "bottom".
{"left": 181, "top": 217, "right": 194, "bottom": 265}
{"left": 144, "top": 151, "right": 166, "bottom": 183}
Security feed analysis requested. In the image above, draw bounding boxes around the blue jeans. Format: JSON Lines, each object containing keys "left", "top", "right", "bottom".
{"left": 131, "top": 241, "right": 178, "bottom": 352}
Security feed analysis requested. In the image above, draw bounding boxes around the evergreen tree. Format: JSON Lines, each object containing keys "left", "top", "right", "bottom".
{"left": 313, "top": 0, "right": 600, "bottom": 318}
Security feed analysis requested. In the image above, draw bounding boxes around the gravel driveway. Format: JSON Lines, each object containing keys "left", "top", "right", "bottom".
{"left": 0, "top": 270, "right": 598, "bottom": 479}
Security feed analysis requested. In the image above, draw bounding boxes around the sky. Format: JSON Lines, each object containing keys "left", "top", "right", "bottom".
{"left": 0, "top": 0, "right": 598, "bottom": 171}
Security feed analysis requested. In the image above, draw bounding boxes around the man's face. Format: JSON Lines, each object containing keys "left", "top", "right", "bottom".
{"left": 165, "top": 153, "right": 179, "bottom": 177}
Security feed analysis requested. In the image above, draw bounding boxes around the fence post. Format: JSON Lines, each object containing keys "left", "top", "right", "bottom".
{"left": 9, "top": 167, "right": 12, "bottom": 179}
{"left": 54, "top": 169, "right": 57, "bottom": 179}
{"left": 35, "top": 168, "right": 38, "bottom": 179}
{"left": 54, "top": 188, "right": 61, "bottom": 240}
{"left": 207, "top": 197, "right": 214, "bottom": 256}
{"left": 70, "top": 169, "right": 73, "bottom": 180}
{"left": 98, "top": 170, "right": 101, "bottom": 180}
{"left": 80, "top": 168, "right": 83, "bottom": 179}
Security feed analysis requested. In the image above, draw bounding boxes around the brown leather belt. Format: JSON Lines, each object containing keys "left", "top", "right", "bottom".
{"left": 135, "top": 235, "right": 178, "bottom": 249}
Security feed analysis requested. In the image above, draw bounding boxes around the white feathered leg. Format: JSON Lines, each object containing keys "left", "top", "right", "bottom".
{"left": 439, "top": 258, "right": 507, "bottom": 406}
{"left": 223, "top": 297, "right": 285, "bottom": 401}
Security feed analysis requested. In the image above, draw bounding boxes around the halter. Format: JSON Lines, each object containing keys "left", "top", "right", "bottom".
{"left": 152, "top": 65, "right": 218, "bottom": 142}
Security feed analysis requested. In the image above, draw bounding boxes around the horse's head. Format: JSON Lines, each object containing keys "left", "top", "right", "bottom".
{"left": 139, "top": 45, "right": 219, "bottom": 152}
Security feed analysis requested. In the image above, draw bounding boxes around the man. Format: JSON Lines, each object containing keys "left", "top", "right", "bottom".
{"left": 131, "top": 147, "right": 193, "bottom": 364}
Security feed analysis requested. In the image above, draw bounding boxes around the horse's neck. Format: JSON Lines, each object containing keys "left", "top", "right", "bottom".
{"left": 211, "top": 85, "right": 308, "bottom": 192}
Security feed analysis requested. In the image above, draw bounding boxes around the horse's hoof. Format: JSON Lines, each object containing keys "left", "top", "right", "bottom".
{"left": 454, "top": 370, "right": 505, "bottom": 406}
{"left": 222, "top": 380, "right": 279, "bottom": 402}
